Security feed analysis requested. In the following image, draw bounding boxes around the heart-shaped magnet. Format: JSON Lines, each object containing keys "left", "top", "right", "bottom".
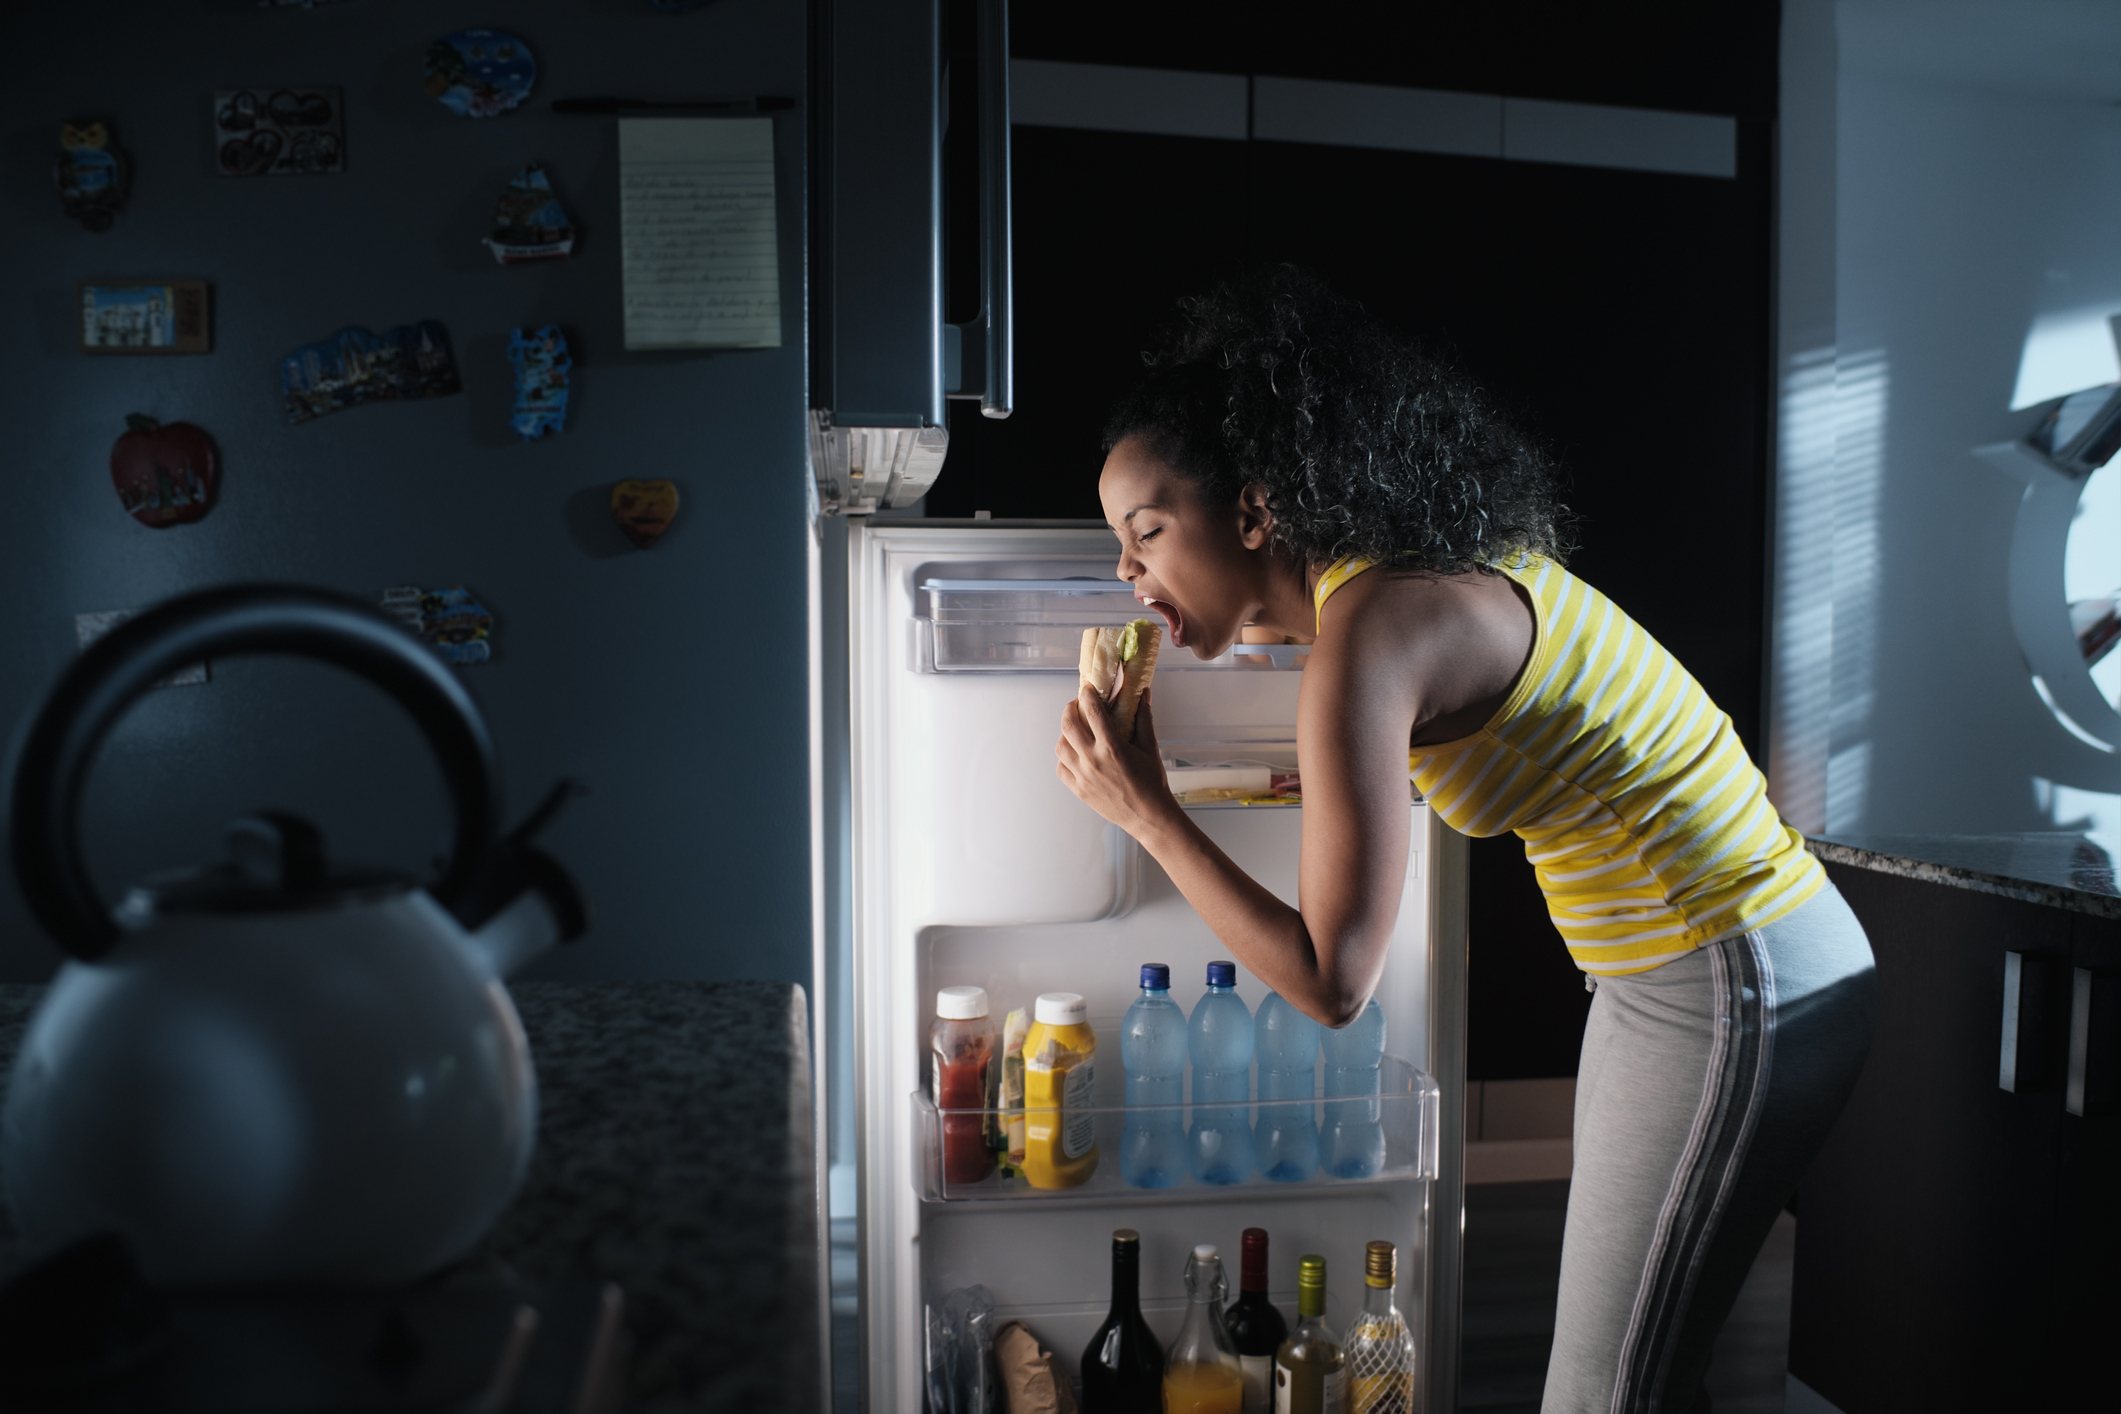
{"left": 610, "top": 479, "right": 678, "bottom": 548}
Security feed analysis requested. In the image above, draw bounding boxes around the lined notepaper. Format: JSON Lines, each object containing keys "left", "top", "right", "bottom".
{"left": 619, "top": 118, "right": 782, "bottom": 350}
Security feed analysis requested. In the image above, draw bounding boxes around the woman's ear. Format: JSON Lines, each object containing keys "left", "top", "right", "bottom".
{"left": 1236, "top": 482, "right": 1275, "bottom": 550}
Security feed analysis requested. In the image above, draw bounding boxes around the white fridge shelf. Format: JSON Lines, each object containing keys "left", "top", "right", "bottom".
{"left": 911, "top": 1057, "right": 1440, "bottom": 1204}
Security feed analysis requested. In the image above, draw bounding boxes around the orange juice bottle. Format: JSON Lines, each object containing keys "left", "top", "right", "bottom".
{"left": 1164, "top": 1243, "right": 1246, "bottom": 1414}
{"left": 1165, "top": 1361, "right": 1245, "bottom": 1414}
{"left": 1022, "top": 992, "right": 1098, "bottom": 1189}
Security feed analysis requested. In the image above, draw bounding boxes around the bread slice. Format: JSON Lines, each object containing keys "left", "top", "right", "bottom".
{"left": 1079, "top": 618, "right": 1161, "bottom": 739}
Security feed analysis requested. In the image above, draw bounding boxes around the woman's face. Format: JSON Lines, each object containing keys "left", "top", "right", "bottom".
{"left": 1100, "top": 436, "right": 1271, "bottom": 660}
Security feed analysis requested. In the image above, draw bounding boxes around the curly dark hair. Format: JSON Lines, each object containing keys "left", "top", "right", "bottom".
{"left": 1103, "top": 266, "right": 1572, "bottom": 574}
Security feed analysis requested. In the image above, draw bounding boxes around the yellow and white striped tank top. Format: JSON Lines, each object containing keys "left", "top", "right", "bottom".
{"left": 1316, "top": 554, "right": 1823, "bottom": 975}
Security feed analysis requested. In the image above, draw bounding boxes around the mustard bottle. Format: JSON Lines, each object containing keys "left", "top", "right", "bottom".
{"left": 1022, "top": 991, "right": 1099, "bottom": 1189}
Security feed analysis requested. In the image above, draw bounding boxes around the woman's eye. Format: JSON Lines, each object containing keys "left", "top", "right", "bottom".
{"left": 1140, "top": 527, "right": 1163, "bottom": 543}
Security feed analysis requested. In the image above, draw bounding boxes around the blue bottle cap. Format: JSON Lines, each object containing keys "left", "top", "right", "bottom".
{"left": 1140, "top": 963, "right": 1171, "bottom": 990}
{"left": 1207, "top": 960, "right": 1237, "bottom": 988}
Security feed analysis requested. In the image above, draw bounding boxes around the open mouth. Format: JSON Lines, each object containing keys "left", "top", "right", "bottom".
{"left": 1139, "top": 596, "right": 1186, "bottom": 648}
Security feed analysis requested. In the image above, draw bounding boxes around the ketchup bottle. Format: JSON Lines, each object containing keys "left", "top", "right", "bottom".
{"left": 933, "top": 986, "right": 998, "bottom": 1185}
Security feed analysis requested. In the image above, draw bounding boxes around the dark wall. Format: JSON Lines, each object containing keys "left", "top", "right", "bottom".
{"left": 933, "top": 1, "right": 1778, "bottom": 1078}
{"left": 0, "top": 0, "right": 811, "bottom": 986}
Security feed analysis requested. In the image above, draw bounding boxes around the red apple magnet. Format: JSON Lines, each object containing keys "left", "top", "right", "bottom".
{"left": 110, "top": 414, "right": 218, "bottom": 527}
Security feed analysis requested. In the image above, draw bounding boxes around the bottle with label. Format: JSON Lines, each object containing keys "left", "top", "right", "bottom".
{"left": 931, "top": 985, "right": 997, "bottom": 1186}
{"left": 1022, "top": 992, "right": 1099, "bottom": 1189}
{"left": 1223, "top": 1227, "right": 1289, "bottom": 1414}
{"left": 1163, "top": 1243, "right": 1245, "bottom": 1414}
{"left": 1121, "top": 962, "right": 1189, "bottom": 1189}
{"left": 1188, "top": 961, "right": 1258, "bottom": 1185}
{"left": 1254, "top": 991, "right": 1322, "bottom": 1182}
{"left": 1080, "top": 1228, "right": 1165, "bottom": 1413}
{"left": 997, "top": 1006, "right": 1028, "bottom": 1174}
{"left": 1273, "top": 1254, "right": 1346, "bottom": 1414}
{"left": 1343, "top": 1241, "right": 1416, "bottom": 1414}
{"left": 1320, "top": 999, "right": 1387, "bottom": 1179}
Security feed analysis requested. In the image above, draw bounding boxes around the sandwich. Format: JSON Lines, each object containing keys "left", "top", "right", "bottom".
{"left": 1079, "top": 618, "right": 1161, "bottom": 739}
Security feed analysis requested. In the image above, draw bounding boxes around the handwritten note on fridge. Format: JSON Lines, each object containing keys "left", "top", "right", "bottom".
{"left": 619, "top": 118, "right": 782, "bottom": 351}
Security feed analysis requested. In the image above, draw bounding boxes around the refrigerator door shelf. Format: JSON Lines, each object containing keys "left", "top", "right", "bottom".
{"left": 916, "top": 617, "right": 1309, "bottom": 673}
{"left": 910, "top": 1057, "right": 1440, "bottom": 1203}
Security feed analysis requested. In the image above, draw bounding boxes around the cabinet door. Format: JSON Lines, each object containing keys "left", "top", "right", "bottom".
{"left": 2053, "top": 911, "right": 2121, "bottom": 1405}
{"left": 1789, "top": 864, "right": 2069, "bottom": 1413}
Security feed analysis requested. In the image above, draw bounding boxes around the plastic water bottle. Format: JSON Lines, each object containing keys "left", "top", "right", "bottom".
{"left": 1120, "top": 963, "right": 1189, "bottom": 1189}
{"left": 1253, "top": 991, "right": 1321, "bottom": 1182}
{"left": 1320, "top": 998, "right": 1387, "bottom": 1179}
{"left": 1188, "top": 960, "right": 1257, "bottom": 1185}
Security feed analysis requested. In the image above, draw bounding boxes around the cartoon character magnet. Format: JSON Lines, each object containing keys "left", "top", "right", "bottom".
{"left": 508, "top": 326, "right": 572, "bottom": 440}
{"left": 380, "top": 586, "right": 494, "bottom": 665}
{"left": 280, "top": 320, "right": 462, "bottom": 424}
{"left": 611, "top": 479, "right": 680, "bottom": 548}
{"left": 426, "top": 29, "right": 536, "bottom": 117}
{"left": 215, "top": 88, "right": 345, "bottom": 176}
{"left": 110, "top": 415, "right": 218, "bottom": 528}
{"left": 484, "top": 165, "right": 577, "bottom": 263}
{"left": 55, "top": 121, "right": 131, "bottom": 231}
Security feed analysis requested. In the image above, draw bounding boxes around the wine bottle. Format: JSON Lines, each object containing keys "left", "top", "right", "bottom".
{"left": 1273, "top": 1255, "right": 1346, "bottom": 1414}
{"left": 1343, "top": 1241, "right": 1416, "bottom": 1414}
{"left": 1081, "top": 1228, "right": 1164, "bottom": 1413}
{"left": 1164, "top": 1244, "right": 1246, "bottom": 1414}
{"left": 1223, "top": 1227, "right": 1289, "bottom": 1414}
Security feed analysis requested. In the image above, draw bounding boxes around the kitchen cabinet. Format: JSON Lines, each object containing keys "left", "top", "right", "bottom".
{"left": 1790, "top": 838, "right": 2121, "bottom": 1413}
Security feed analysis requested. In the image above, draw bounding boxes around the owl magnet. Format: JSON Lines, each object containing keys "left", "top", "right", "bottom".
{"left": 110, "top": 415, "right": 218, "bottom": 528}
{"left": 55, "top": 121, "right": 131, "bottom": 231}
{"left": 611, "top": 480, "right": 680, "bottom": 548}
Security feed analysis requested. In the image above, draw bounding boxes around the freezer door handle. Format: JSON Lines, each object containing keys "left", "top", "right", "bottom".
{"left": 945, "top": 0, "right": 1012, "bottom": 419}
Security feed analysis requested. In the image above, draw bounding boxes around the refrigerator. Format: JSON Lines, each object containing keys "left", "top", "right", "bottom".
{"left": 819, "top": 520, "right": 1469, "bottom": 1412}
{"left": 807, "top": 2, "right": 1467, "bottom": 1408}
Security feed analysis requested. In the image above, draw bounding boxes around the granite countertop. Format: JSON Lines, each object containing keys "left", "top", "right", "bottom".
{"left": 1808, "top": 831, "right": 2121, "bottom": 921}
{"left": 0, "top": 979, "right": 817, "bottom": 1414}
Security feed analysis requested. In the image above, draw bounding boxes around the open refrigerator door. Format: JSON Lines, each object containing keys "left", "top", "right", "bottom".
{"left": 849, "top": 522, "right": 1466, "bottom": 1413}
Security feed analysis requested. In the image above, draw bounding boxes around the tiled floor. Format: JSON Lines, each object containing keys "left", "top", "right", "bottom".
{"left": 1461, "top": 1180, "right": 1795, "bottom": 1413}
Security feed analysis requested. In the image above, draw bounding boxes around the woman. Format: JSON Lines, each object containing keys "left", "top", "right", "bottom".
{"left": 1055, "top": 270, "right": 1875, "bottom": 1414}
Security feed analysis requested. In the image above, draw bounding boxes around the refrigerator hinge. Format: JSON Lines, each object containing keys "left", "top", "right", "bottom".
{"left": 807, "top": 410, "right": 949, "bottom": 516}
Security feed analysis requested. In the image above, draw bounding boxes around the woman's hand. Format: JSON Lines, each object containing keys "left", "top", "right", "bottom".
{"left": 1056, "top": 685, "right": 1178, "bottom": 839}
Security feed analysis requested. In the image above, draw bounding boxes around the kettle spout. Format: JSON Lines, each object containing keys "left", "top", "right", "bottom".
{"left": 468, "top": 865, "right": 577, "bottom": 978}
{"left": 449, "top": 780, "right": 589, "bottom": 978}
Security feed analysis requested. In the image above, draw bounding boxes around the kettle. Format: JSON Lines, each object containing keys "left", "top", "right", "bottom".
{"left": 1, "top": 586, "right": 586, "bottom": 1288}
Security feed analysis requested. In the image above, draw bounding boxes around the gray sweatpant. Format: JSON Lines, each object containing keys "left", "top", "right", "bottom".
{"left": 1543, "top": 880, "right": 1876, "bottom": 1414}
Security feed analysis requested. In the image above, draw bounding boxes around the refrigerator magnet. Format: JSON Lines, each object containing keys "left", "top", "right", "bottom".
{"left": 54, "top": 121, "right": 130, "bottom": 232}
{"left": 379, "top": 587, "right": 494, "bottom": 666}
{"left": 110, "top": 415, "right": 218, "bottom": 528}
{"left": 611, "top": 479, "right": 680, "bottom": 548}
{"left": 507, "top": 326, "right": 572, "bottom": 440}
{"left": 214, "top": 89, "right": 344, "bottom": 176}
{"left": 279, "top": 320, "right": 461, "bottom": 424}
{"left": 483, "top": 165, "right": 577, "bottom": 263}
{"left": 78, "top": 281, "right": 211, "bottom": 354}
{"left": 425, "top": 30, "right": 536, "bottom": 117}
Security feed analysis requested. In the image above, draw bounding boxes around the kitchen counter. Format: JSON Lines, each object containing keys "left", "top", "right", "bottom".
{"left": 1808, "top": 831, "right": 2121, "bottom": 922}
{"left": 0, "top": 979, "right": 818, "bottom": 1414}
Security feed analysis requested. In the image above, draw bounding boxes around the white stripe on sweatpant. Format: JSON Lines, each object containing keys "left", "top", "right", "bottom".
{"left": 1608, "top": 945, "right": 1735, "bottom": 1413}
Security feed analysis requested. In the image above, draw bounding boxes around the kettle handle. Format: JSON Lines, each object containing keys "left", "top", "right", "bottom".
{"left": 10, "top": 585, "right": 502, "bottom": 961}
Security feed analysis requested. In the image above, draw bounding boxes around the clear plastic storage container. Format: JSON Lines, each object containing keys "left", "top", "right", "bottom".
{"left": 918, "top": 579, "right": 1310, "bottom": 673}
